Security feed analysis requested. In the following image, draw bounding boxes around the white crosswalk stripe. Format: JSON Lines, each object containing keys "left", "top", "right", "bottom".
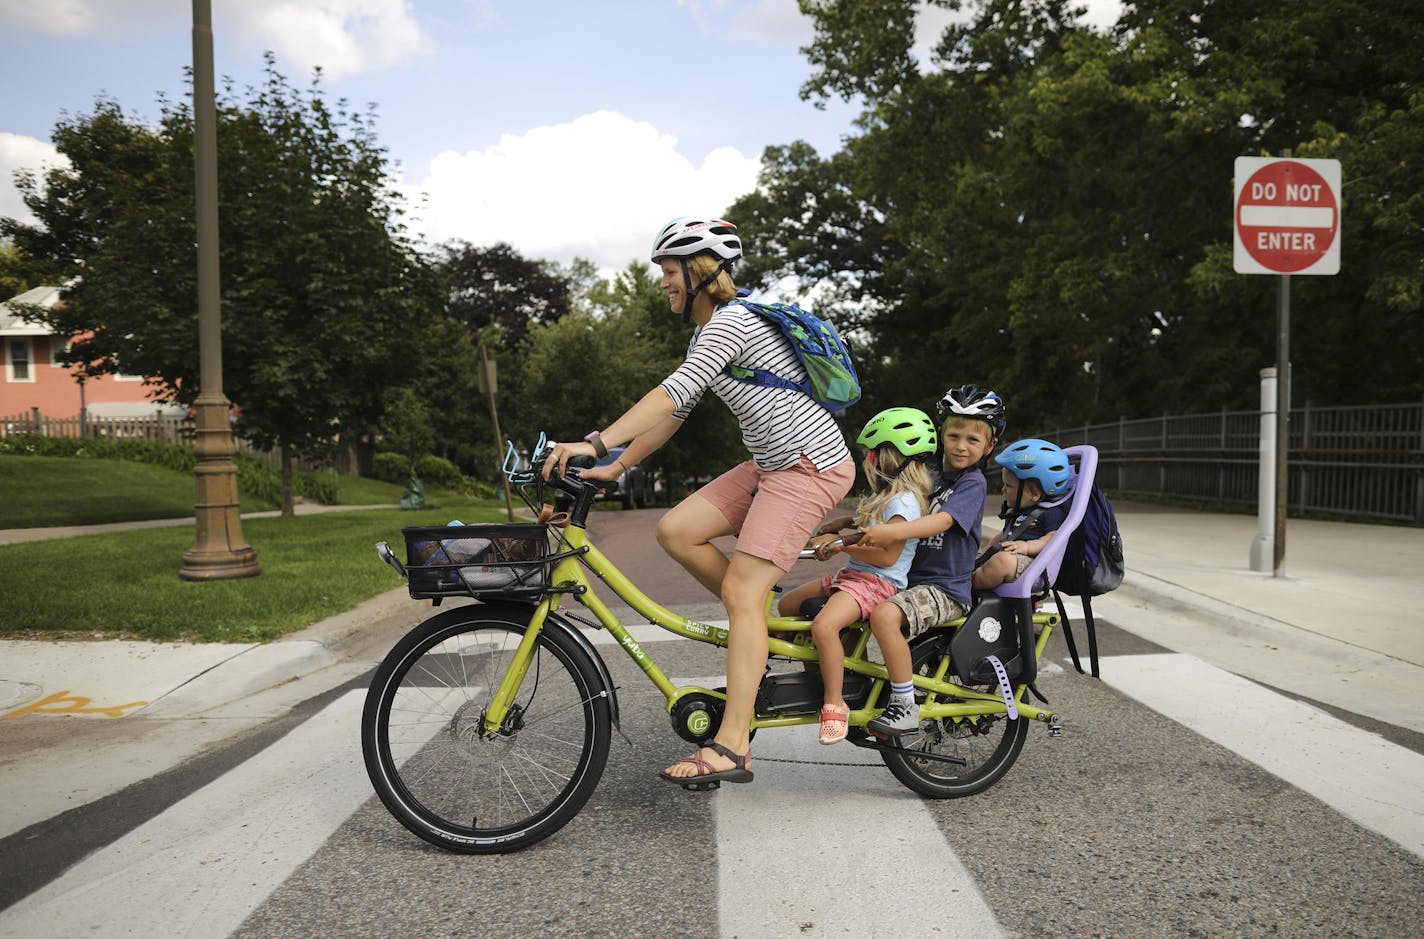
{"left": 717, "top": 730, "right": 1003, "bottom": 938}
{"left": 0, "top": 692, "right": 370, "bottom": 938}
{"left": 1101, "top": 653, "right": 1424, "bottom": 859}
{"left": 3, "top": 651, "right": 1421, "bottom": 938}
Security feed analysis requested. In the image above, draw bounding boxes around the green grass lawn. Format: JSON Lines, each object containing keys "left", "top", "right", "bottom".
{"left": 0, "top": 455, "right": 283, "bottom": 528}
{"left": 0, "top": 500, "right": 515, "bottom": 642}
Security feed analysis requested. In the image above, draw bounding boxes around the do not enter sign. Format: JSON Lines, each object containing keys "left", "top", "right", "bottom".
{"left": 1233, "top": 156, "right": 1341, "bottom": 275}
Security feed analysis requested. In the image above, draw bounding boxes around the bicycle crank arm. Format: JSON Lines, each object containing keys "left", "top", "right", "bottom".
{"left": 845, "top": 733, "right": 968, "bottom": 766}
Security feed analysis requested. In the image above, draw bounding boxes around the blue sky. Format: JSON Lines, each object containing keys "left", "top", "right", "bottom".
{"left": 0, "top": 0, "right": 1121, "bottom": 273}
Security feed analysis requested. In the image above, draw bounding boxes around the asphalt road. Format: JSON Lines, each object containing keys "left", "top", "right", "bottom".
{"left": 3, "top": 507, "right": 1422, "bottom": 938}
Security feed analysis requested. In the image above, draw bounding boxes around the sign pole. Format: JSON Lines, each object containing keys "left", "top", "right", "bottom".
{"left": 1233, "top": 148, "right": 1339, "bottom": 579}
{"left": 1273, "top": 270, "right": 1290, "bottom": 577}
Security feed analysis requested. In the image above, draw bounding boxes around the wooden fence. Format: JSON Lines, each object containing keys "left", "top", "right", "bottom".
{"left": 0, "top": 407, "right": 192, "bottom": 444}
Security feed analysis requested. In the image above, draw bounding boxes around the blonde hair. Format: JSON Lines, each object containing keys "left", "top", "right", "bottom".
{"left": 855, "top": 446, "right": 934, "bottom": 528}
{"left": 685, "top": 252, "right": 738, "bottom": 303}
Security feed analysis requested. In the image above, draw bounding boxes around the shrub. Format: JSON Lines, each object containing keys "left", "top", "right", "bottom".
{"left": 0, "top": 434, "right": 337, "bottom": 504}
{"left": 414, "top": 454, "right": 462, "bottom": 489}
{"left": 372, "top": 451, "right": 411, "bottom": 484}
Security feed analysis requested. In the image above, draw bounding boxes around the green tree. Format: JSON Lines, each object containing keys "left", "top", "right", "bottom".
{"left": 0, "top": 241, "right": 33, "bottom": 300}
{"left": 747, "top": 0, "right": 1424, "bottom": 427}
{"left": 2, "top": 59, "right": 441, "bottom": 515}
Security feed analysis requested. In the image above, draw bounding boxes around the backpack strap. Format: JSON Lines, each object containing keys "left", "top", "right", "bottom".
{"left": 1051, "top": 588, "right": 1101, "bottom": 679}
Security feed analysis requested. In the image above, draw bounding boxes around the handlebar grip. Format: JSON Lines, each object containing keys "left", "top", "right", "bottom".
{"left": 841, "top": 531, "right": 863, "bottom": 546}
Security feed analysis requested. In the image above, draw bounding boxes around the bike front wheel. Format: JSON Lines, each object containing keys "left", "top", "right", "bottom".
{"left": 361, "top": 604, "right": 613, "bottom": 853}
{"left": 880, "top": 631, "right": 1029, "bottom": 798}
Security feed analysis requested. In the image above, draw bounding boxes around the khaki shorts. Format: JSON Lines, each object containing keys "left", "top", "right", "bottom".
{"left": 698, "top": 455, "right": 856, "bottom": 572}
{"left": 1007, "top": 552, "right": 1032, "bottom": 581}
{"left": 883, "top": 584, "right": 971, "bottom": 638}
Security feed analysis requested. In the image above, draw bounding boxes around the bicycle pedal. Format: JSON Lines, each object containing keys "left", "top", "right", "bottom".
{"left": 680, "top": 780, "right": 721, "bottom": 792}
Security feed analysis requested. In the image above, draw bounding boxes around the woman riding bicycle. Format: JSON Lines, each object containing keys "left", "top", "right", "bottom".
{"left": 542, "top": 216, "right": 856, "bottom": 786}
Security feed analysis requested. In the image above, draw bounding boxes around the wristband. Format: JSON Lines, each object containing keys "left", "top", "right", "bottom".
{"left": 583, "top": 431, "right": 608, "bottom": 458}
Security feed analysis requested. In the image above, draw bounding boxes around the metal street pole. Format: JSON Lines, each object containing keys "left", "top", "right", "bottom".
{"left": 478, "top": 344, "right": 516, "bottom": 522}
{"left": 180, "top": 0, "right": 261, "bottom": 580}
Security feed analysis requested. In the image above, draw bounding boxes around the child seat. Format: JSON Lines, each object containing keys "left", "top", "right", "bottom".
{"left": 952, "top": 446, "right": 1102, "bottom": 686}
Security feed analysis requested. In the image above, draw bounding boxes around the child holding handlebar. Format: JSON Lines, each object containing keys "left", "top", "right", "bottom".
{"left": 857, "top": 385, "right": 1004, "bottom": 738}
{"left": 778, "top": 407, "right": 938, "bottom": 745}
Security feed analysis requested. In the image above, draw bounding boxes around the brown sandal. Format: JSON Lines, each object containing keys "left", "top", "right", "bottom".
{"left": 659, "top": 741, "right": 754, "bottom": 790}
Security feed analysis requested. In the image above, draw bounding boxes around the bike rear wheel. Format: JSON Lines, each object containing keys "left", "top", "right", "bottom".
{"left": 362, "top": 605, "right": 612, "bottom": 853}
{"left": 880, "top": 631, "right": 1029, "bottom": 798}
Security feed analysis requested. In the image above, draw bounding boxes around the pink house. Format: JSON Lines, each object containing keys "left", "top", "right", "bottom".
{"left": 1, "top": 285, "right": 178, "bottom": 422}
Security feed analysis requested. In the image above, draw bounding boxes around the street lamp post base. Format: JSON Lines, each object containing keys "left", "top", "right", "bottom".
{"left": 181, "top": 393, "right": 262, "bottom": 581}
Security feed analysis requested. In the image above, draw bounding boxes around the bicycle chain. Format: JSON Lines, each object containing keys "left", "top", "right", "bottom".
{"left": 755, "top": 755, "right": 880, "bottom": 768}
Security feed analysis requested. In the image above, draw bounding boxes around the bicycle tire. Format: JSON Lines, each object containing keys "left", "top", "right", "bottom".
{"left": 361, "top": 604, "right": 613, "bottom": 853}
{"left": 880, "top": 631, "right": 1029, "bottom": 798}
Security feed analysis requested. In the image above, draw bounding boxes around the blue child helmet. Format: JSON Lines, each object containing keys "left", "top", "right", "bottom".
{"left": 995, "top": 438, "right": 1073, "bottom": 498}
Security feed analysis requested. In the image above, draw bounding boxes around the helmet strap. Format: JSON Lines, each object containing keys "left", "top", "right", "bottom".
{"left": 680, "top": 257, "right": 734, "bottom": 325}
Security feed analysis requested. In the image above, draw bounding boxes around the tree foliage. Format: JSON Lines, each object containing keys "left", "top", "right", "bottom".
{"left": 734, "top": 0, "right": 1424, "bottom": 430}
{"left": 1, "top": 58, "right": 442, "bottom": 511}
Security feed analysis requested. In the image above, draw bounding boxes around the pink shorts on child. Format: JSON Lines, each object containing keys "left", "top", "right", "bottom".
{"left": 821, "top": 568, "right": 900, "bottom": 619}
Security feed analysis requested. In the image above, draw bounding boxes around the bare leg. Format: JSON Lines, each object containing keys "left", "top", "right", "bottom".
{"left": 811, "top": 591, "right": 861, "bottom": 706}
{"left": 869, "top": 601, "right": 913, "bottom": 684}
{"left": 656, "top": 494, "right": 734, "bottom": 597}
{"left": 972, "top": 551, "right": 1016, "bottom": 591}
{"left": 663, "top": 550, "right": 782, "bottom": 778}
{"left": 777, "top": 578, "right": 824, "bottom": 618}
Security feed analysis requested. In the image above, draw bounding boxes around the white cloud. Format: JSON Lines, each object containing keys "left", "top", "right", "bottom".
{"left": 0, "top": 134, "right": 70, "bottom": 226}
{"left": 233, "top": 0, "right": 431, "bottom": 81}
{"left": 727, "top": 0, "right": 813, "bottom": 47}
{"left": 0, "top": 0, "right": 169, "bottom": 35}
{"left": 0, "top": 0, "right": 96, "bottom": 35}
{"left": 406, "top": 110, "right": 761, "bottom": 272}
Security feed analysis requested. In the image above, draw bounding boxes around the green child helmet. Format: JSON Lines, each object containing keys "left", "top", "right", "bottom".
{"left": 856, "top": 407, "right": 938, "bottom": 459}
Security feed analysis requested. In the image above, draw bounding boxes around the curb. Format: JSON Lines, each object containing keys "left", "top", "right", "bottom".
{"left": 141, "top": 586, "right": 422, "bottom": 716}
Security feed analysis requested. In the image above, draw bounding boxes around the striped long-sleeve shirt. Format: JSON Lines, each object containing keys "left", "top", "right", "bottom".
{"left": 659, "top": 303, "right": 850, "bottom": 472}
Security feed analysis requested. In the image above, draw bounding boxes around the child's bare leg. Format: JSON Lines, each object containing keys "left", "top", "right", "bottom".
{"left": 869, "top": 602, "right": 913, "bottom": 684}
{"left": 867, "top": 598, "right": 920, "bottom": 736}
{"left": 811, "top": 592, "right": 861, "bottom": 705}
{"left": 777, "top": 578, "right": 824, "bottom": 618}
{"left": 972, "top": 551, "right": 1017, "bottom": 591}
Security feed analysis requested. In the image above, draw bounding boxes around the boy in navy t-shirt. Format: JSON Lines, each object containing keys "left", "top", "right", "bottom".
{"left": 856, "top": 385, "right": 1004, "bottom": 736}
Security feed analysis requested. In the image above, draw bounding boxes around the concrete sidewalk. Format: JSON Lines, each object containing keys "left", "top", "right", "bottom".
{"left": 2, "top": 501, "right": 1422, "bottom": 729}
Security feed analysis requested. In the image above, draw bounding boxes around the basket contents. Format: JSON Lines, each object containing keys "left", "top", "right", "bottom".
{"left": 403, "top": 522, "right": 550, "bottom": 597}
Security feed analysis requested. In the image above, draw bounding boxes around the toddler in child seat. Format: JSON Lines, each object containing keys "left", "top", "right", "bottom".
{"left": 777, "top": 407, "right": 937, "bottom": 745}
{"left": 973, "top": 438, "right": 1073, "bottom": 592}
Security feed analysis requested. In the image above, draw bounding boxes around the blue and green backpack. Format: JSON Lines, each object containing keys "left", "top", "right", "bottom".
{"left": 723, "top": 293, "right": 861, "bottom": 412}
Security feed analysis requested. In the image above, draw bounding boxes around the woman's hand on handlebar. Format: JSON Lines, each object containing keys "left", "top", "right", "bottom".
{"left": 541, "top": 440, "right": 598, "bottom": 481}
{"left": 580, "top": 462, "right": 621, "bottom": 484}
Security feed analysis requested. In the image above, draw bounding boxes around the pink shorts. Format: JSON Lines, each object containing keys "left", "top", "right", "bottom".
{"left": 820, "top": 568, "right": 900, "bottom": 619}
{"left": 697, "top": 455, "right": 856, "bottom": 571}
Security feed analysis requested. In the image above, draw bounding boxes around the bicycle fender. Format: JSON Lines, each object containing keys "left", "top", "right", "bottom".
{"left": 469, "top": 599, "right": 622, "bottom": 731}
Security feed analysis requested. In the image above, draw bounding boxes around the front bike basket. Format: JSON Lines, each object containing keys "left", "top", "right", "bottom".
{"left": 402, "top": 523, "right": 552, "bottom": 600}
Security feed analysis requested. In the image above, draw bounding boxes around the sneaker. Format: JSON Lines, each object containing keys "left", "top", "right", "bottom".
{"left": 867, "top": 697, "right": 919, "bottom": 737}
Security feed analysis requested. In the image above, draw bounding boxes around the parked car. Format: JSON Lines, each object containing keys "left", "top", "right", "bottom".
{"left": 555, "top": 446, "right": 648, "bottom": 512}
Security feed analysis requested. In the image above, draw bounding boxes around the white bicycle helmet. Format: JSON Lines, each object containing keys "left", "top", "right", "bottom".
{"left": 650, "top": 217, "right": 742, "bottom": 264}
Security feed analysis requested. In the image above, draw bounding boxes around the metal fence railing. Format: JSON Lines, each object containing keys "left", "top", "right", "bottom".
{"left": 7, "top": 402, "right": 1422, "bottom": 521}
{"left": 1046, "top": 401, "right": 1424, "bottom": 524}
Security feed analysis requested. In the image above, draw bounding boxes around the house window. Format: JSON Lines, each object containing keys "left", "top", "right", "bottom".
{"left": 6, "top": 339, "right": 33, "bottom": 382}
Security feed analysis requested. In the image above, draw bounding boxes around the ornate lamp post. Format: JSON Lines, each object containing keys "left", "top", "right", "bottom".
{"left": 179, "top": 0, "right": 261, "bottom": 580}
